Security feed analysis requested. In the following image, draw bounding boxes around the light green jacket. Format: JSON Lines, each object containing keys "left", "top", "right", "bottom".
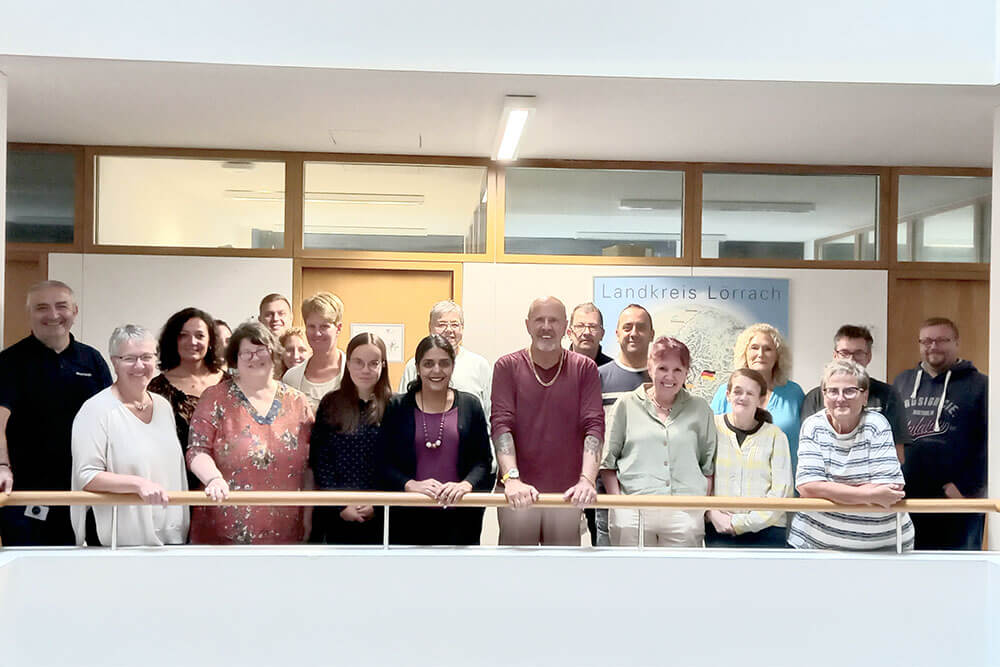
{"left": 602, "top": 385, "right": 717, "bottom": 496}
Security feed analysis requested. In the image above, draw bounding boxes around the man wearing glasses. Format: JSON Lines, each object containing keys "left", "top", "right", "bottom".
{"left": 800, "top": 325, "right": 909, "bottom": 463}
{"left": 398, "top": 300, "right": 492, "bottom": 424}
{"left": 892, "top": 317, "right": 987, "bottom": 550}
{"left": 567, "top": 303, "right": 613, "bottom": 368}
{"left": 0, "top": 281, "right": 112, "bottom": 545}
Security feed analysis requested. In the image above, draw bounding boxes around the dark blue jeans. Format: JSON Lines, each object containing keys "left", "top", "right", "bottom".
{"left": 704, "top": 523, "right": 788, "bottom": 548}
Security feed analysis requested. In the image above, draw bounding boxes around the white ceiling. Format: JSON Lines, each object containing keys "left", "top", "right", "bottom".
{"left": 2, "top": 55, "right": 999, "bottom": 166}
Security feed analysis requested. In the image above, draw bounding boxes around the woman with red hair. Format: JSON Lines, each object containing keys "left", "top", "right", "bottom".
{"left": 600, "top": 336, "right": 718, "bottom": 547}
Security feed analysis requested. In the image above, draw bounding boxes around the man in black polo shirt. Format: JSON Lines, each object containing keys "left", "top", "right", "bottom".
{"left": 0, "top": 280, "right": 112, "bottom": 545}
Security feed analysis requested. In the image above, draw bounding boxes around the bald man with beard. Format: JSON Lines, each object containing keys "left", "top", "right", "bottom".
{"left": 490, "top": 297, "right": 605, "bottom": 546}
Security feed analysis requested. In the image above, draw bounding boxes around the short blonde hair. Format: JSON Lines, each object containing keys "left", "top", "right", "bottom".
{"left": 732, "top": 323, "right": 792, "bottom": 386}
{"left": 301, "top": 292, "right": 344, "bottom": 325}
{"left": 279, "top": 327, "right": 307, "bottom": 347}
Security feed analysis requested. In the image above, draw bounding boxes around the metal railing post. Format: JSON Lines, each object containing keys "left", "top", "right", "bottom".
{"left": 896, "top": 513, "right": 902, "bottom": 554}
{"left": 111, "top": 506, "right": 118, "bottom": 551}
{"left": 383, "top": 505, "right": 390, "bottom": 549}
{"left": 637, "top": 510, "right": 645, "bottom": 551}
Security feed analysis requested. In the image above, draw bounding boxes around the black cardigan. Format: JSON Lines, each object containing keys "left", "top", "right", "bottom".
{"left": 379, "top": 389, "right": 493, "bottom": 492}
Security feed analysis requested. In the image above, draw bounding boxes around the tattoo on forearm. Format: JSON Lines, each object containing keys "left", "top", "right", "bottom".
{"left": 494, "top": 432, "right": 515, "bottom": 456}
{"left": 584, "top": 434, "right": 602, "bottom": 458}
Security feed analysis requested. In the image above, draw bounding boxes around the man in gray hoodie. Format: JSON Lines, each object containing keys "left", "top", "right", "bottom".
{"left": 892, "top": 317, "right": 987, "bottom": 550}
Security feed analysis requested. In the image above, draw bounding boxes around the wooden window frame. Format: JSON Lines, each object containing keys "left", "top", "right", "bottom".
{"left": 496, "top": 158, "right": 696, "bottom": 267}
{"left": 6, "top": 142, "right": 85, "bottom": 254}
{"left": 294, "top": 153, "right": 497, "bottom": 263}
{"left": 695, "top": 163, "right": 891, "bottom": 270}
{"left": 83, "top": 146, "right": 294, "bottom": 258}
{"left": 890, "top": 166, "right": 992, "bottom": 277}
{"left": 6, "top": 143, "right": 991, "bottom": 274}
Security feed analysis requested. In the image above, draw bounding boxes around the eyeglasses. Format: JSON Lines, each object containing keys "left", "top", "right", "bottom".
{"left": 349, "top": 358, "right": 383, "bottom": 371}
{"left": 237, "top": 348, "right": 272, "bottom": 362}
{"left": 823, "top": 386, "right": 863, "bottom": 399}
{"left": 919, "top": 337, "right": 954, "bottom": 348}
{"left": 834, "top": 349, "right": 869, "bottom": 362}
{"left": 571, "top": 323, "right": 602, "bottom": 333}
{"left": 434, "top": 322, "right": 463, "bottom": 331}
{"left": 113, "top": 353, "right": 158, "bottom": 365}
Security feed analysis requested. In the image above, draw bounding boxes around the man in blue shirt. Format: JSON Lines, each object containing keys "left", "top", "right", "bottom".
{"left": 587, "top": 304, "right": 654, "bottom": 545}
{"left": 0, "top": 281, "right": 112, "bottom": 545}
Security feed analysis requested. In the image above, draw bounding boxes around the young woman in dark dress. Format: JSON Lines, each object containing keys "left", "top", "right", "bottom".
{"left": 380, "top": 335, "right": 493, "bottom": 546}
{"left": 309, "top": 332, "right": 392, "bottom": 544}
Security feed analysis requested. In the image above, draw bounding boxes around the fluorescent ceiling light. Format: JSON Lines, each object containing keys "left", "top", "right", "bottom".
{"left": 706, "top": 200, "right": 815, "bottom": 213}
{"left": 618, "top": 199, "right": 815, "bottom": 213}
{"left": 304, "top": 224, "right": 428, "bottom": 236}
{"left": 307, "top": 192, "right": 424, "bottom": 205}
{"left": 619, "top": 199, "right": 682, "bottom": 211}
{"left": 493, "top": 95, "right": 536, "bottom": 162}
{"left": 575, "top": 231, "right": 728, "bottom": 241}
{"left": 225, "top": 190, "right": 424, "bottom": 205}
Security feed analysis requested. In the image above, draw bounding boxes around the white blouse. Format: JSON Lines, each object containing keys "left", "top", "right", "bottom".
{"left": 71, "top": 387, "right": 189, "bottom": 546}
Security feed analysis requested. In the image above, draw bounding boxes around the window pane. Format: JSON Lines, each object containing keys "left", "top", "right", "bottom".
{"left": 6, "top": 150, "right": 75, "bottom": 244}
{"left": 95, "top": 156, "right": 285, "bottom": 249}
{"left": 701, "top": 173, "right": 879, "bottom": 261}
{"left": 898, "top": 175, "right": 991, "bottom": 263}
{"left": 303, "top": 162, "right": 488, "bottom": 253}
{"left": 504, "top": 168, "right": 683, "bottom": 257}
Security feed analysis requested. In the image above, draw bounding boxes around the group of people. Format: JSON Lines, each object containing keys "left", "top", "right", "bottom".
{"left": 0, "top": 280, "right": 987, "bottom": 553}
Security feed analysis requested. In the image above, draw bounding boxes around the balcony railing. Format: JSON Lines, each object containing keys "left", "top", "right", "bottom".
{"left": 2, "top": 491, "right": 996, "bottom": 552}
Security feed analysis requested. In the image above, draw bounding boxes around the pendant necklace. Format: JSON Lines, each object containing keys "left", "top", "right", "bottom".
{"left": 528, "top": 347, "right": 564, "bottom": 388}
{"left": 420, "top": 391, "right": 446, "bottom": 449}
{"left": 648, "top": 389, "right": 671, "bottom": 416}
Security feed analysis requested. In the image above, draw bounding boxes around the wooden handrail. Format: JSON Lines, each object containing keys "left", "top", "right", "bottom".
{"left": 1, "top": 491, "right": 998, "bottom": 514}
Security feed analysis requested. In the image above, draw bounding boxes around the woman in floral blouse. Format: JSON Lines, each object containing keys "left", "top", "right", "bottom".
{"left": 186, "top": 321, "right": 314, "bottom": 544}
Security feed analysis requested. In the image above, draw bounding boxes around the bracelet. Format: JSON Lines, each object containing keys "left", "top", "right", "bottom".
{"left": 0, "top": 462, "right": 10, "bottom": 469}
{"left": 580, "top": 474, "right": 596, "bottom": 487}
{"left": 205, "top": 475, "right": 223, "bottom": 486}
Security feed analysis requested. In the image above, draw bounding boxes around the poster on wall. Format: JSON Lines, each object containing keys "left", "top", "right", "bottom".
{"left": 349, "top": 323, "right": 405, "bottom": 363}
{"left": 593, "top": 276, "right": 789, "bottom": 400}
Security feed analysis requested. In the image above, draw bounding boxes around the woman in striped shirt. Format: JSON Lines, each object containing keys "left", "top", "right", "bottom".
{"left": 789, "top": 359, "right": 914, "bottom": 551}
{"left": 706, "top": 368, "right": 792, "bottom": 547}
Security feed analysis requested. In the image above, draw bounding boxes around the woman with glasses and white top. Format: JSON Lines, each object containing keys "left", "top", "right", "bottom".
{"left": 380, "top": 335, "right": 493, "bottom": 546}
{"left": 71, "top": 325, "right": 189, "bottom": 546}
{"left": 187, "top": 322, "right": 314, "bottom": 544}
{"left": 282, "top": 292, "right": 347, "bottom": 411}
{"left": 789, "top": 359, "right": 914, "bottom": 551}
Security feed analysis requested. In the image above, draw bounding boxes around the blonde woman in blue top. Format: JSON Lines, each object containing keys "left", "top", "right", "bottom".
{"left": 711, "top": 323, "right": 804, "bottom": 471}
{"left": 706, "top": 368, "right": 792, "bottom": 547}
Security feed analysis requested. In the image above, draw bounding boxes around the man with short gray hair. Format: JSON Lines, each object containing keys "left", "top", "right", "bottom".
{"left": 0, "top": 280, "right": 112, "bottom": 545}
{"left": 398, "top": 300, "right": 492, "bottom": 421}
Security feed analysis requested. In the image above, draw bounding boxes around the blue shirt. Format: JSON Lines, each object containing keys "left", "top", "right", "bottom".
{"left": 711, "top": 379, "right": 805, "bottom": 472}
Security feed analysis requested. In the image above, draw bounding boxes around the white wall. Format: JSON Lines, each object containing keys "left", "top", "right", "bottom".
{"left": 0, "top": 548, "right": 994, "bottom": 666}
{"left": 47, "top": 253, "right": 292, "bottom": 363}
{"left": 1, "top": 1, "right": 995, "bottom": 85}
{"left": 462, "top": 263, "right": 889, "bottom": 389}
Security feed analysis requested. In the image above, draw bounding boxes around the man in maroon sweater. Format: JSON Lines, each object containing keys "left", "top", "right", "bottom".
{"left": 491, "top": 296, "right": 605, "bottom": 545}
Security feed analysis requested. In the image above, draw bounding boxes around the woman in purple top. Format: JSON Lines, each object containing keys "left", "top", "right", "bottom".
{"left": 379, "top": 335, "right": 493, "bottom": 545}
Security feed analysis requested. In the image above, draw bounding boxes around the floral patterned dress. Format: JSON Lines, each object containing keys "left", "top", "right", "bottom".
{"left": 186, "top": 378, "right": 314, "bottom": 544}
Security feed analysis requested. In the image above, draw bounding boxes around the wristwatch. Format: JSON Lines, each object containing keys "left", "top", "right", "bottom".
{"left": 501, "top": 467, "right": 520, "bottom": 484}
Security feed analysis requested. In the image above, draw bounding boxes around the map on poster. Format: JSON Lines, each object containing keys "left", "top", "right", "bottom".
{"left": 593, "top": 276, "right": 789, "bottom": 401}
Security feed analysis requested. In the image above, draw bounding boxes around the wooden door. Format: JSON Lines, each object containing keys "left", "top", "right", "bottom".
{"left": 3, "top": 252, "right": 48, "bottom": 349}
{"left": 299, "top": 264, "right": 458, "bottom": 389}
{"left": 887, "top": 274, "right": 989, "bottom": 381}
